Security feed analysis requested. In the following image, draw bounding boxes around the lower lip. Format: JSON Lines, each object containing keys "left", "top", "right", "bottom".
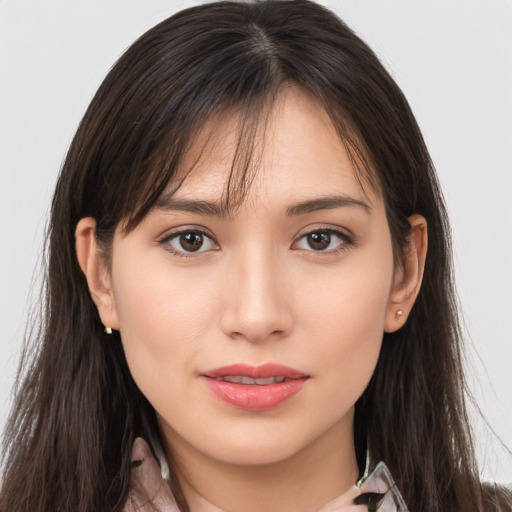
{"left": 202, "top": 377, "right": 308, "bottom": 411}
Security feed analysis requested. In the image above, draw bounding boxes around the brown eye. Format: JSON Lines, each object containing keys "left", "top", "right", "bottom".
{"left": 179, "top": 231, "right": 204, "bottom": 252}
{"left": 307, "top": 231, "right": 331, "bottom": 250}
{"left": 294, "top": 228, "right": 351, "bottom": 253}
{"left": 165, "top": 230, "right": 217, "bottom": 255}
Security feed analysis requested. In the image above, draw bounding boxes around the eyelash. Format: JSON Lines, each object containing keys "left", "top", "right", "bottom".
{"left": 158, "top": 226, "right": 354, "bottom": 258}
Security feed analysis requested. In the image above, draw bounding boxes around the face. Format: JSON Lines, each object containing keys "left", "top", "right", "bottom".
{"left": 105, "top": 89, "right": 400, "bottom": 468}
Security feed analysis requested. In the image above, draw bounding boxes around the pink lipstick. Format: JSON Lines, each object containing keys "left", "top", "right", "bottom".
{"left": 202, "top": 363, "right": 309, "bottom": 411}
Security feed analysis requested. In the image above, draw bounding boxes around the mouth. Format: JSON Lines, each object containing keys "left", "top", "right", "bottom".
{"left": 201, "top": 363, "right": 309, "bottom": 411}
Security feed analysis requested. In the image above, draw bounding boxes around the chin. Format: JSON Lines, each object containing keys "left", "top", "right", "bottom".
{"left": 206, "top": 438, "right": 310, "bottom": 467}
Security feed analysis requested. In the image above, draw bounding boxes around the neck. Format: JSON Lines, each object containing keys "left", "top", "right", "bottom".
{"left": 163, "top": 418, "right": 359, "bottom": 512}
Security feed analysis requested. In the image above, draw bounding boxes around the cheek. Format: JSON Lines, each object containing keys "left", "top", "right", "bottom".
{"left": 298, "top": 249, "right": 393, "bottom": 405}
{"left": 110, "top": 258, "right": 219, "bottom": 406}
{"left": 300, "top": 249, "right": 392, "bottom": 339}
{"left": 113, "top": 255, "right": 217, "bottom": 343}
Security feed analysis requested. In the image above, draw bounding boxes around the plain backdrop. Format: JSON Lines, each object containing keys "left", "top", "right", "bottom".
{"left": 1, "top": 0, "right": 511, "bottom": 482}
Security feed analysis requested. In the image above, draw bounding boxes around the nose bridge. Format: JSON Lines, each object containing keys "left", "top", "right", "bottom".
{"left": 221, "top": 241, "right": 292, "bottom": 342}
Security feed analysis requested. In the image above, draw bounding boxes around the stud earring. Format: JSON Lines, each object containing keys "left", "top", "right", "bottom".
{"left": 395, "top": 310, "right": 403, "bottom": 321}
{"left": 104, "top": 326, "right": 113, "bottom": 334}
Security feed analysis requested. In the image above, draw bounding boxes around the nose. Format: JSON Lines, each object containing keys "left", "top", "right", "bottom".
{"left": 219, "top": 247, "right": 293, "bottom": 343}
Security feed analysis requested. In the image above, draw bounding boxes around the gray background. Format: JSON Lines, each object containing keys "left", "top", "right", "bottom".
{"left": 1, "top": 0, "right": 511, "bottom": 481}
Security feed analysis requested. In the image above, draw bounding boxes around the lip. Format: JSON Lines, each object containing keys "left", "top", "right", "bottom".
{"left": 203, "top": 363, "right": 307, "bottom": 380}
{"left": 201, "top": 363, "right": 309, "bottom": 411}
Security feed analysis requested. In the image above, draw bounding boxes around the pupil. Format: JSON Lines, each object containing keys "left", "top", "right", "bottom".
{"left": 308, "top": 231, "right": 330, "bottom": 250}
{"left": 180, "top": 232, "right": 203, "bottom": 252}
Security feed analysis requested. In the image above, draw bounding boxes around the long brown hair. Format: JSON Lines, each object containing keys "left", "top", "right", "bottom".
{"left": 1, "top": 1, "right": 510, "bottom": 511}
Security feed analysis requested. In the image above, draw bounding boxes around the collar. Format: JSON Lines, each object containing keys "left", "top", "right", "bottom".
{"left": 357, "top": 461, "right": 409, "bottom": 511}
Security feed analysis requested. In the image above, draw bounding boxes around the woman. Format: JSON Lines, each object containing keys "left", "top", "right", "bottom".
{"left": 0, "top": 1, "right": 510, "bottom": 511}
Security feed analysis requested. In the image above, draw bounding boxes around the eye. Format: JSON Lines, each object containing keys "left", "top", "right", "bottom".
{"left": 163, "top": 230, "right": 217, "bottom": 255}
{"left": 294, "top": 228, "right": 351, "bottom": 252}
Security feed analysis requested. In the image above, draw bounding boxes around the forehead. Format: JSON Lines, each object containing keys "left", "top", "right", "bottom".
{"left": 160, "top": 87, "right": 379, "bottom": 212}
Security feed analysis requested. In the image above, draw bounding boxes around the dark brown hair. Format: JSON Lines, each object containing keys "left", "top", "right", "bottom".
{"left": 1, "top": 1, "right": 510, "bottom": 511}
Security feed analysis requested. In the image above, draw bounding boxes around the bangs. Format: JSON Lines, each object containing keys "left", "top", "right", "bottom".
{"left": 117, "top": 83, "right": 380, "bottom": 236}
{"left": 119, "top": 84, "right": 281, "bottom": 234}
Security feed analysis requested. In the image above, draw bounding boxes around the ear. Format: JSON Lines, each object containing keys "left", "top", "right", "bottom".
{"left": 385, "top": 214, "right": 428, "bottom": 333}
{"left": 75, "top": 217, "right": 120, "bottom": 330}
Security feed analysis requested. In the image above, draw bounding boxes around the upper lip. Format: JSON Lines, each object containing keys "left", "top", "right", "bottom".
{"left": 202, "top": 363, "right": 308, "bottom": 379}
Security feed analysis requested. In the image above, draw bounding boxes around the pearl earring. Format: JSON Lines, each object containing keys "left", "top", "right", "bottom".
{"left": 395, "top": 310, "right": 403, "bottom": 321}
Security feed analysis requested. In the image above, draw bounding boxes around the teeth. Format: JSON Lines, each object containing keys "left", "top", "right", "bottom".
{"left": 215, "top": 376, "right": 286, "bottom": 385}
{"left": 221, "top": 376, "right": 243, "bottom": 384}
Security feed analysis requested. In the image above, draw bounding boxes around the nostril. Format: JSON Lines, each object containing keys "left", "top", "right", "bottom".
{"left": 225, "top": 323, "right": 290, "bottom": 344}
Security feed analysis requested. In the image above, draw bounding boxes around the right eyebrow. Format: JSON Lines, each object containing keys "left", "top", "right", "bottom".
{"left": 154, "top": 197, "right": 227, "bottom": 217}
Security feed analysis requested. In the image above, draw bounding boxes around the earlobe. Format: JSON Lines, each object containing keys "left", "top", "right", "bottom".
{"left": 385, "top": 214, "right": 428, "bottom": 333}
{"left": 75, "top": 217, "right": 120, "bottom": 330}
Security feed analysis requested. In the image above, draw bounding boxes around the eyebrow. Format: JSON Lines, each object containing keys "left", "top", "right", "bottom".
{"left": 154, "top": 194, "right": 371, "bottom": 217}
{"left": 285, "top": 195, "right": 371, "bottom": 216}
{"left": 154, "top": 197, "right": 225, "bottom": 216}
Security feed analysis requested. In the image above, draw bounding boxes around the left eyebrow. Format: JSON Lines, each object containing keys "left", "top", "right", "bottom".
{"left": 286, "top": 195, "right": 371, "bottom": 216}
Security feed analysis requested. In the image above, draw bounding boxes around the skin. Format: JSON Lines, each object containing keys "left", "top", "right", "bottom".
{"left": 76, "top": 88, "right": 427, "bottom": 512}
